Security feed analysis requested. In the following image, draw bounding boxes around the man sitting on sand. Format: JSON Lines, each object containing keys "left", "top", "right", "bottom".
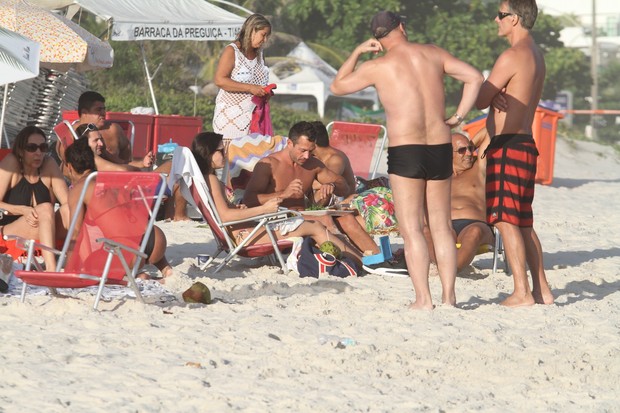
{"left": 426, "top": 131, "right": 495, "bottom": 273}
{"left": 243, "top": 121, "right": 406, "bottom": 276}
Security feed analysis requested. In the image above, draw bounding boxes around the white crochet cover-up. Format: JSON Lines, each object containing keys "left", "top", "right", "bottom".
{"left": 212, "top": 43, "right": 269, "bottom": 138}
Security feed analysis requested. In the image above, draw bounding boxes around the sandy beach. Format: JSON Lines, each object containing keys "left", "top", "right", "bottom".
{"left": 0, "top": 135, "right": 619, "bottom": 412}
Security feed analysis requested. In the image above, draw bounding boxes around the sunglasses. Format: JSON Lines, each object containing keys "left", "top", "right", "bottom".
{"left": 497, "top": 11, "right": 515, "bottom": 20}
{"left": 455, "top": 145, "right": 476, "bottom": 155}
{"left": 25, "top": 142, "right": 50, "bottom": 153}
{"left": 80, "top": 123, "right": 97, "bottom": 138}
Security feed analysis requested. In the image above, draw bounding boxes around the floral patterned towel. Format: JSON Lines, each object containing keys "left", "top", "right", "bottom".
{"left": 351, "top": 186, "right": 398, "bottom": 235}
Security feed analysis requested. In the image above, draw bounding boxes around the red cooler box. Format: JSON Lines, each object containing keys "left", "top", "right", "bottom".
{"left": 152, "top": 115, "right": 203, "bottom": 153}
{"left": 461, "top": 106, "right": 563, "bottom": 185}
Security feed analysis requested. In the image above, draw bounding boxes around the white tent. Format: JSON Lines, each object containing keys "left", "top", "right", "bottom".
{"left": 73, "top": 0, "right": 245, "bottom": 113}
{"left": 269, "top": 42, "right": 378, "bottom": 118}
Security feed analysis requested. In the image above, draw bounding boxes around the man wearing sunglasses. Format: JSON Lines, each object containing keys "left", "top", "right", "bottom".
{"left": 331, "top": 11, "right": 483, "bottom": 309}
{"left": 475, "top": 0, "right": 553, "bottom": 307}
{"left": 426, "top": 132, "right": 494, "bottom": 273}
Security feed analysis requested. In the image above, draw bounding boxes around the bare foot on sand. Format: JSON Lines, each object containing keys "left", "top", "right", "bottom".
{"left": 157, "top": 267, "right": 175, "bottom": 284}
{"left": 442, "top": 293, "right": 456, "bottom": 307}
{"left": 500, "top": 292, "right": 536, "bottom": 307}
{"left": 409, "top": 301, "right": 434, "bottom": 310}
{"left": 173, "top": 215, "right": 191, "bottom": 222}
{"left": 533, "top": 287, "right": 554, "bottom": 305}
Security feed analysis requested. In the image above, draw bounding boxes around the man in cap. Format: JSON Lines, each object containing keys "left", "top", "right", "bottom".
{"left": 331, "top": 11, "right": 483, "bottom": 309}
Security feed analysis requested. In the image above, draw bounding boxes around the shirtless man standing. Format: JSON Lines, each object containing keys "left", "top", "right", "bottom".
{"left": 427, "top": 132, "right": 495, "bottom": 272}
{"left": 331, "top": 11, "right": 483, "bottom": 309}
{"left": 475, "top": 0, "right": 553, "bottom": 307}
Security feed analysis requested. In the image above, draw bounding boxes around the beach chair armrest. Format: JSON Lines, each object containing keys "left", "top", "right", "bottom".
{"left": 220, "top": 209, "right": 301, "bottom": 227}
{"left": 96, "top": 237, "right": 147, "bottom": 259}
{"left": 2, "top": 234, "right": 62, "bottom": 255}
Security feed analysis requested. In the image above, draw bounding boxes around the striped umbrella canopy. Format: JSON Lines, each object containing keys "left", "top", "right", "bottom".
{"left": 0, "top": 0, "right": 113, "bottom": 72}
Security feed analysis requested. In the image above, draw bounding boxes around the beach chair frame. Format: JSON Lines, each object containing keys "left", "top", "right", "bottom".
{"left": 11, "top": 171, "right": 167, "bottom": 310}
{"left": 170, "top": 147, "right": 299, "bottom": 274}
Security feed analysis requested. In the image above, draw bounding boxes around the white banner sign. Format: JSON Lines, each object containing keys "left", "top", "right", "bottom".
{"left": 112, "top": 23, "right": 240, "bottom": 41}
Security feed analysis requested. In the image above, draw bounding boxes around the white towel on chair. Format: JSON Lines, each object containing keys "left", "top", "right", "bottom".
{"left": 167, "top": 146, "right": 208, "bottom": 211}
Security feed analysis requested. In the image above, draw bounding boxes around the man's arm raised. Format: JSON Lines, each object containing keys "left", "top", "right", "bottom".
{"left": 331, "top": 38, "right": 382, "bottom": 96}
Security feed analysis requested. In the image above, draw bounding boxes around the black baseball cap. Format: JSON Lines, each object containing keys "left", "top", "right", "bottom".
{"left": 370, "top": 11, "right": 404, "bottom": 39}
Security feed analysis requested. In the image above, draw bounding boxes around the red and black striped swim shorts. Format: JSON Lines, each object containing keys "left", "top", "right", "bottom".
{"left": 484, "top": 134, "right": 538, "bottom": 227}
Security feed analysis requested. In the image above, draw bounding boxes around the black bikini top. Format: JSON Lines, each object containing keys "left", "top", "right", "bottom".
{"left": 3, "top": 172, "right": 51, "bottom": 208}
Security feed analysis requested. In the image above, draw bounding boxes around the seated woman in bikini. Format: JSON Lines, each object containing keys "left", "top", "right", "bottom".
{"left": 64, "top": 137, "right": 173, "bottom": 282}
{"left": 189, "top": 131, "right": 363, "bottom": 266}
{"left": 0, "top": 126, "right": 69, "bottom": 270}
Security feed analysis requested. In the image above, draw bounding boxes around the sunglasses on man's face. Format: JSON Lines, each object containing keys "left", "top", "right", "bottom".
{"left": 497, "top": 11, "right": 515, "bottom": 20}
{"left": 80, "top": 123, "right": 97, "bottom": 138}
{"left": 455, "top": 145, "right": 476, "bottom": 155}
{"left": 25, "top": 142, "right": 50, "bottom": 153}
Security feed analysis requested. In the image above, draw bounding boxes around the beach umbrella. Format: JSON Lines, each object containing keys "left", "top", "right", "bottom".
{"left": 0, "top": 25, "right": 40, "bottom": 145}
{"left": 0, "top": 25, "right": 39, "bottom": 84}
{"left": 0, "top": 0, "right": 113, "bottom": 72}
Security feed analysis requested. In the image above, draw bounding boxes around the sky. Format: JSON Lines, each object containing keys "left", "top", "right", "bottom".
{"left": 536, "top": 0, "right": 620, "bottom": 26}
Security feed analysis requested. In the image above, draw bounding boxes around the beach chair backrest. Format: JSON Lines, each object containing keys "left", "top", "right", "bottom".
{"left": 326, "top": 121, "right": 387, "bottom": 179}
{"left": 169, "top": 146, "right": 236, "bottom": 252}
{"left": 60, "top": 171, "right": 165, "bottom": 280}
{"left": 189, "top": 182, "right": 233, "bottom": 252}
{"left": 53, "top": 120, "right": 79, "bottom": 149}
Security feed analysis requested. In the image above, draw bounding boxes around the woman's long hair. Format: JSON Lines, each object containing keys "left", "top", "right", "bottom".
{"left": 191, "top": 132, "right": 223, "bottom": 176}
{"left": 12, "top": 125, "right": 46, "bottom": 161}
{"left": 236, "top": 13, "right": 271, "bottom": 56}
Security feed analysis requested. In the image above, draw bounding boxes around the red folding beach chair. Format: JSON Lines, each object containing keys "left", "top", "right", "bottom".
{"left": 12, "top": 171, "right": 167, "bottom": 310}
{"left": 326, "top": 121, "right": 387, "bottom": 179}
{"left": 168, "top": 146, "right": 299, "bottom": 273}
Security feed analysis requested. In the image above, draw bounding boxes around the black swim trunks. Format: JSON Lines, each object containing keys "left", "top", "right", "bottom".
{"left": 387, "top": 143, "right": 452, "bottom": 180}
{"left": 452, "top": 219, "right": 492, "bottom": 237}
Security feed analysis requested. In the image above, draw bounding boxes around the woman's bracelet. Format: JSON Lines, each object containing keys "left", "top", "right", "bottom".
{"left": 453, "top": 113, "right": 464, "bottom": 124}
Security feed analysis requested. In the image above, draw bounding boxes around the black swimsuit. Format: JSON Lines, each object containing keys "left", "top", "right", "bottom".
{"left": 0, "top": 173, "right": 51, "bottom": 225}
{"left": 387, "top": 143, "right": 452, "bottom": 180}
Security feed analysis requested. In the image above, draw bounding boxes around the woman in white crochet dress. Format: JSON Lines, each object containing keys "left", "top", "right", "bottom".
{"left": 213, "top": 13, "right": 271, "bottom": 138}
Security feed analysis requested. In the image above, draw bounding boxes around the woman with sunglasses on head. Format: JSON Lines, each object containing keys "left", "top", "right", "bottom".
{"left": 0, "top": 126, "right": 70, "bottom": 270}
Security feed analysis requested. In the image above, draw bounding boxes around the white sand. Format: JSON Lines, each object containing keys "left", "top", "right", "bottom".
{"left": 1, "top": 135, "right": 619, "bottom": 412}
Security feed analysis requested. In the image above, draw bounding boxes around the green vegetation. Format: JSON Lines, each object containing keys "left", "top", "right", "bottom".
{"left": 78, "top": 0, "right": 619, "bottom": 143}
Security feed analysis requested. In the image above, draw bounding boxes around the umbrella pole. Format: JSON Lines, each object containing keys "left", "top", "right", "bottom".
{"left": 139, "top": 43, "right": 159, "bottom": 115}
{"left": 1, "top": 84, "right": 9, "bottom": 148}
